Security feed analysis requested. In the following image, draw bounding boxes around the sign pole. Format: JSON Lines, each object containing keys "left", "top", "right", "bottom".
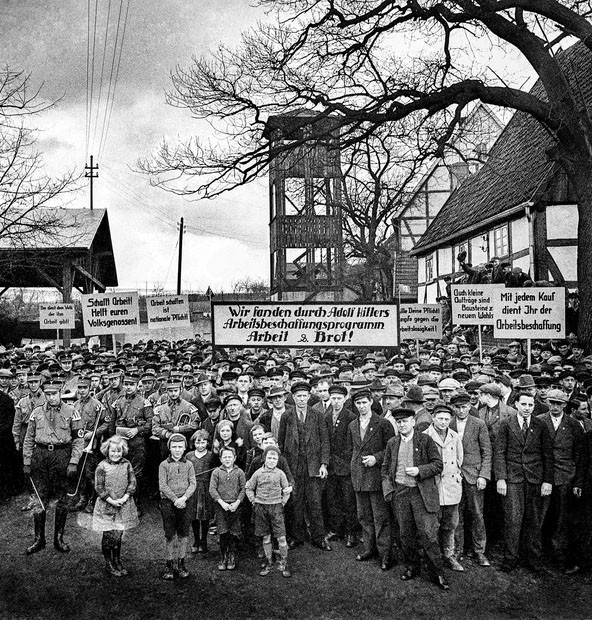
{"left": 416, "top": 338, "right": 420, "bottom": 358}
{"left": 527, "top": 338, "right": 531, "bottom": 371}
{"left": 478, "top": 325, "right": 483, "bottom": 363}
{"left": 112, "top": 334, "right": 117, "bottom": 355}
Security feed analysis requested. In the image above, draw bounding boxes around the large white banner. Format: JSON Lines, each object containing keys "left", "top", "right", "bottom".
{"left": 39, "top": 304, "right": 75, "bottom": 330}
{"left": 399, "top": 304, "right": 442, "bottom": 340}
{"left": 451, "top": 284, "right": 504, "bottom": 325}
{"left": 81, "top": 292, "right": 141, "bottom": 336}
{"left": 146, "top": 295, "right": 190, "bottom": 329}
{"left": 212, "top": 302, "right": 398, "bottom": 347}
{"left": 493, "top": 287, "right": 565, "bottom": 339}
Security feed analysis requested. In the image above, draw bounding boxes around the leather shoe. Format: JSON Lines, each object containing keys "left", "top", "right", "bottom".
{"left": 356, "top": 551, "right": 375, "bottom": 562}
{"left": 288, "top": 539, "right": 303, "bottom": 550}
{"left": 435, "top": 574, "right": 450, "bottom": 591}
{"left": 400, "top": 568, "right": 418, "bottom": 581}
{"left": 444, "top": 556, "right": 464, "bottom": 572}
{"left": 313, "top": 539, "right": 332, "bottom": 551}
{"left": 345, "top": 534, "right": 358, "bottom": 548}
{"left": 326, "top": 531, "right": 342, "bottom": 541}
{"left": 565, "top": 565, "right": 582, "bottom": 575}
{"left": 381, "top": 556, "right": 391, "bottom": 571}
{"left": 475, "top": 552, "right": 491, "bottom": 567}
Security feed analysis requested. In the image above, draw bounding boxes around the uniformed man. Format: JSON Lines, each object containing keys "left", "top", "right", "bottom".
{"left": 152, "top": 378, "right": 199, "bottom": 457}
{"left": 72, "top": 376, "right": 109, "bottom": 512}
{"left": 112, "top": 372, "right": 153, "bottom": 500}
{"left": 13, "top": 373, "right": 46, "bottom": 511}
{"left": 22, "top": 380, "right": 84, "bottom": 554}
{"left": 102, "top": 366, "right": 124, "bottom": 431}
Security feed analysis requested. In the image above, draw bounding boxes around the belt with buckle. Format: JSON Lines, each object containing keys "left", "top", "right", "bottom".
{"left": 35, "top": 443, "right": 69, "bottom": 451}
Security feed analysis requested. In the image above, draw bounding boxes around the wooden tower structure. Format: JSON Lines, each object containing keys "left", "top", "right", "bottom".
{"left": 263, "top": 110, "right": 345, "bottom": 301}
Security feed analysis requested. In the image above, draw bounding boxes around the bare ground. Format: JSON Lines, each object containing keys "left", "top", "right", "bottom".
{"left": 0, "top": 494, "right": 590, "bottom": 620}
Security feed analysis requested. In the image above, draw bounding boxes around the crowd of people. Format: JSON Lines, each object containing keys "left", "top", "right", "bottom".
{"left": 0, "top": 331, "right": 591, "bottom": 590}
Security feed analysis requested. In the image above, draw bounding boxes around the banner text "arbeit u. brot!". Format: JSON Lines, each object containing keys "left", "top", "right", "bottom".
{"left": 213, "top": 303, "right": 398, "bottom": 347}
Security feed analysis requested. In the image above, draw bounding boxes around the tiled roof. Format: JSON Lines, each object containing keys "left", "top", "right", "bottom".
{"left": 412, "top": 43, "right": 591, "bottom": 254}
{"left": 0, "top": 208, "right": 108, "bottom": 251}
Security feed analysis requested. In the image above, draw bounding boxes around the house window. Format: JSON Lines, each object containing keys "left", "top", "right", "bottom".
{"left": 453, "top": 242, "right": 468, "bottom": 269}
{"left": 493, "top": 224, "right": 509, "bottom": 258}
{"left": 425, "top": 255, "right": 434, "bottom": 282}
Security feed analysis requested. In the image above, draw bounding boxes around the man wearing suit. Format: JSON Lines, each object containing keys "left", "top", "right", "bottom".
{"left": 450, "top": 391, "right": 492, "bottom": 566}
{"left": 478, "top": 382, "right": 515, "bottom": 546}
{"left": 381, "top": 407, "right": 448, "bottom": 590}
{"left": 348, "top": 388, "right": 395, "bottom": 570}
{"left": 278, "top": 381, "right": 331, "bottom": 551}
{"left": 494, "top": 392, "right": 554, "bottom": 573}
{"left": 311, "top": 378, "right": 332, "bottom": 415}
{"left": 324, "top": 384, "right": 358, "bottom": 546}
{"left": 538, "top": 389, "right": 584, "bottom": 568}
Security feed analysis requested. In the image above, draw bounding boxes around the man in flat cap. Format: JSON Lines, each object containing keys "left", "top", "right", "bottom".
{"left": 538, "top": 389, "right": 584, "bottom": 570}
{"left": 450, "top": 391, "right": 492, "bottom": 566}
{"left": 348, "top": 388, "right": 395, "bottom": 569}
{"left": 382, "top": 407, "right": 448, "bottom": 590}
{"left": 324, "top": 384, "right": 358, "bottom": 547}
{"left": 22, "top": 380, "right": 84, "bottom": 554}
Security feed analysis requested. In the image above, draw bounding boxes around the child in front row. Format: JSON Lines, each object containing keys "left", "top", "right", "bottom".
{"left": 158, "top": 433, "right": 196, "bottom": 580}
{"left": 186, "top": 429, "right": 215, "bottom": 554}
{"left": 93, "top": 435, "right": 139, "bottom": 577}
{"left": 245, "top": 444, "right": 292, "bottom": 577}
{"left": 209, "top": 445, "right": 246, "bottom": 571}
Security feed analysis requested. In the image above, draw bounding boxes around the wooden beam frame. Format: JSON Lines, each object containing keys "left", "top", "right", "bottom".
{"left": 73, "top": 263, "right": 105, "bottom": 292}
{"left": 35, "top": 266, "right": 63, "bottom": 295}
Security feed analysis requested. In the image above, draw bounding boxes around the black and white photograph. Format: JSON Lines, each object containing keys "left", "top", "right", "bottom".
{"left": 1, "top": 1, "right": 592, "bottom": 618}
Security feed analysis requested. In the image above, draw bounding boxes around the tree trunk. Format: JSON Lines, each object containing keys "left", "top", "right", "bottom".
{"left": 570, "top": 165, "right": 592, "bottom": 349}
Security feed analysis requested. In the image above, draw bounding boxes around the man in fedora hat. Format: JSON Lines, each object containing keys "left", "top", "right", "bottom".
{"left": 478, "top": 382, "right": 516, "bottom": 547}
{"left": 403, "top": 385, "right": 431, "bottom": 432}
{"left": 278, "top": 381, "right": 330, "bottom": 551}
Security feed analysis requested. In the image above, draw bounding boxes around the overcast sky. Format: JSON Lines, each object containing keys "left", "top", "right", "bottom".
{"left": 1, "top": 0, "right": 269, "bottom": 294}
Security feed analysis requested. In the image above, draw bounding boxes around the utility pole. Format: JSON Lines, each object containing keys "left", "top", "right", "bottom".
{"left": 85, "top": 155, "right": 99, "bottom": 210}
{"left": 177, "top": 217, "right": 185, "bottom": 295}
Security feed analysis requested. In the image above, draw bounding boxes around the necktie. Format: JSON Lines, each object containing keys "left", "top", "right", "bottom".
{"left": 299, "top": 410, "right": 305, "bottom": 424}
{"left": 522, "top": 419, "right": 529, "bottom": 440}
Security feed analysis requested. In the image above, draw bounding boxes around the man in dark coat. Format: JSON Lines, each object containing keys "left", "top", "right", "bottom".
{"left": 494, "top": 392, "right": 554, "bottom": 573}
{"left": 0, "top": 368, "right": 17, "bottom": 500}
{"left": 382, "top": 407, "right": 448, "bottom": 590}
{"left": 278, "top": 381, "right": 331, "bottom": 551}
{"left": 450, "top": 392, "right": 492, "bottom": 566}
{"left": 348, "top": 388, "right": 395, "bottom": 570}
{"left": 538, "top": 389, "right": 584, "bottom": 569}
{"left": 324, "top": 384, "right": 358, "bottom": 546}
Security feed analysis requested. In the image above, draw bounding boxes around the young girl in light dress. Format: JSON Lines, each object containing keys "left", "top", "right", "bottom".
{"left": 93, "top": 435, "right": 139, "bottom": 576}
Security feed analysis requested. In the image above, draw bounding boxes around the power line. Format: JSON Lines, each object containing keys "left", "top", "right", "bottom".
{"left": 86, "top": 0, "right": 99, "bottom": 159}
{"left": 98, "top": 0, "right": 131, "bottom": 160}
{"left": 91, "top": 0, "right": 113, "bottom": 154}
